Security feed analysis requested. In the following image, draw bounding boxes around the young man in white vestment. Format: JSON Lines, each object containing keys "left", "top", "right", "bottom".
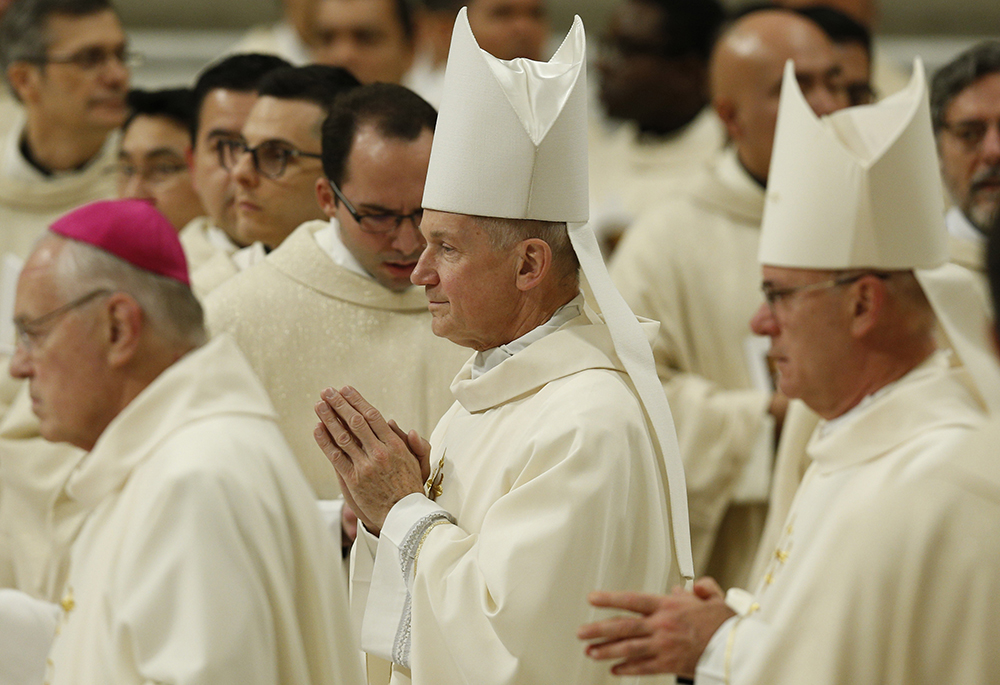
{"left": 0, "top": 198, "right": 364, "bottom": 685}
{"left": 116, "top": 87, "right": 204, "bottom": 232}
{"left": 579, "top": 58, "right": 998, "bottom": 683}
{"left": 609, "top": 8, "right": 849, "bottom": 590}
{"left": 932, "top": 41, "right": 1000, "bottom": 271}
{"left": 313, "top": 10, "right": 694, "bottom": 685}
{"left": 732, "top": 210, "right": 1000, "bottom": 685}
{"left": 206, "top": 83, "right": 468, "bottom": 549}
{"left": 178, "top": 53, "right": 293, "bottom": 295}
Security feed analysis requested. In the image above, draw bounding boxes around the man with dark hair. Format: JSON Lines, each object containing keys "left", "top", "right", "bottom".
{"left": 221, "top": 64, "right": 359, "bottom": 251}
{"left": 0, "top": 199, "right": 364, "bottom": 685}
{"left": 206, "top": 83, "right": 467, "bottom": 547}
{"left": 117, "top": 88, "right": 204, "bottom": 231}
{"left": 589, "top": 0, "right": 727, "bottom": 250}
{"left": 312, "top": 0, "right": 415, "bottom": 84}
{"left": 0, "top": 0, "right": 128, "bottom": 261}
{"left": 610, "top": 8, "right": 848, "bottom": 590}
{"left": 795, "top": 5, "right": 873, "bottom": 104}
{"left": 931, "top": 41, "right": 1000, "bottom": 267}
{"left": 178, "top": 52, "right": 290, "bottom": 290}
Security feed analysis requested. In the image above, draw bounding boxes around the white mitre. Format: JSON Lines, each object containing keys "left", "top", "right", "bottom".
{"left": 761, "top": 59, "right": 1000, "bottom": 412}
{"left": 423, "top": 8, "right": 694, "bottom": 580}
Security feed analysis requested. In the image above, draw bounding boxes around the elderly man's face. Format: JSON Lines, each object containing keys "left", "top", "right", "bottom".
{"left": 749, "top": 265, "right": 854, "bottom": 417}
{"left": 8, "top": 238, "right": 115, "bottom": 451}
{"left": 117, "top": 114, "right": 204, "bottom": 231}
{"left": 312, "top": 0, "right": 414, "bottom": 84}
{"left": 411, "top": 210, "right": 522, "bottom": 350}
{"left": 468, "top": 0, "right": 549, "bottom": 62}
{"left": 937, "top": 72, "right": 1000, "bottom": 234}
{"left": 322, "top": 126, "right": 432, "bottom": 291}
{"left": 191, "top": 88, "right": 258, "bottom": 237}
{"left": 232, "top": 96, "right": 327, "bottom": 249}
{"left": 16, "top": 9, "right": 129, "bottom": 132}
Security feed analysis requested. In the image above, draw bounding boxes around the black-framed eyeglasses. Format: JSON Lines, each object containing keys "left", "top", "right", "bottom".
{"left": 939, "top": 119, "right": 1000, "bottom": 152}
{"left": 217, "top": 139, "right": 322, "bottom": 179}
{"left": 327, "top": 180, "right": 423, "bottom": 235}
{"left": 13, "top": 289, "right": 113, "bottom": 353}
{"left": 29, "top": 46, "right": 142, "bottom": 71}
{"left": 117, "top": 159, "right": 188, "bottom": 186}
{"left": 761, "top": 272, "right": 889, "bottom": 312}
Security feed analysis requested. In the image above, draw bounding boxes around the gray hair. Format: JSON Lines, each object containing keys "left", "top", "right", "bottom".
{"left": 475, "top": 216, "right": 580, "bottom": 287}
{"left": 54, "top": 237, "right": 207, "bottom": 350}
{"left": 0, "top": 0, "right": 114, "bottom": 76}
{"left": 930, "top": 41, "right": 1000, "bottom": 132}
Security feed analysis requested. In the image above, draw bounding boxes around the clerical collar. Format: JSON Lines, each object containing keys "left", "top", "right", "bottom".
{"left": 945, "top": 206, "right": 985, "bottom": 245}
{"left": 314, "top": 219, "right": 375, "bottom": 281}
{"left": 471, "top": 294, "right": 584, "bottom": 379}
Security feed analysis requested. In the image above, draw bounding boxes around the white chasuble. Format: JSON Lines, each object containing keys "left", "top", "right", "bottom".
{"left": 352, "top": 310, "right": 680, "bottom": 685}
{"left": 45, "top": 336, "right": 363, "bottom": 685}
{"left": 696, "top": 350, "right": 986, "bottom": 684}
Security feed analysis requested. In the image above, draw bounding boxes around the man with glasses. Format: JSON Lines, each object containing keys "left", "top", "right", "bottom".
{"left": 0, "top": 198, "right": 364, "bottom": 685}
{"left": 580, "top": 60, "right": 993, "bottom": 683}
{"left": 0, "top": 0, "right": 129, "bottom": 262}
{"left": 179, "top": 53, "right": 291, "bottom": 295}
{"left": 117, "top": 87, "right": 204, "bottom": 232}
{"left": 206, "top": 83, "right": 467, "bottom": 551}
{"left": 226, "top": 64, "right": 358, "bottom": 253}
{"left": 931, "top": 41, "right": 1000, "bottom": 269}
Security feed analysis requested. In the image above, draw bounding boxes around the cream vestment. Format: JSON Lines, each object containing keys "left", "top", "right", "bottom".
{"left": 696, "top": 351, "right": 986, "bottom": 683}
{"left": 45, "top": 335, "right": 362, "bottom": 685}
{"left": 743, "top": 413, "right": 1000, "bottom": 685}
{"left": 205, "top": 220, "right": 467, "bottom": 499}
{"left": 610, "top": 146, "right": 770, "bottom": 589}
{"left": 588, "top": 107, "right": 724, "bottom": 248}
{"left": 352, "top": 308, "right": 678, "bottom": 685}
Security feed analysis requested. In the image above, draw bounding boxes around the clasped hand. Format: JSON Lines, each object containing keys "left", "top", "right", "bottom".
{"left": 314, "top": 386, "right": 431, "bottom": 536}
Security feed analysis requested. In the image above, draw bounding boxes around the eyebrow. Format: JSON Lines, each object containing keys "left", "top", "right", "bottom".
{"left": 205, "top": 129, "right": 242, "bottom": 140}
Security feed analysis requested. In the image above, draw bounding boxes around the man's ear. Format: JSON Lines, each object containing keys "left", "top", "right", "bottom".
{"left": 713, "top": 97, "right": 739, "bottom": 143}
{"left": 316, "top": 177, "right": 338, "bottom": 218}
{"left": 514, "top": 238, "right": 552, "bottom": 293}
{"left": 847, "top": 275, "right": 886, "bottom": 338}
{"left": 7, "top": 62, "right": 38, "bottom": 104}
{"left": 104, "top": 293, "right": 145, "bottom": 368}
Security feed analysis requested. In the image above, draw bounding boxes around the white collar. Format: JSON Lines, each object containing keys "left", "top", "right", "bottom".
{"left": 313, "top": 218, "right": 374, "bottom": 281}
{"left": 946, "top": 206, "right": 985, "bottom": 245}
{"left": 471, "top": 294, "right": 584, "bottom": 379}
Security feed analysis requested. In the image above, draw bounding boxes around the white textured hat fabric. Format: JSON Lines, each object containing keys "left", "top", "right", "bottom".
{"left": 759, "top": 59, "right": 948, "bottom": 270}
{"left": 761, "top": 59, "right": 1000, "bottom": 413}
{"left": 422, "top": 8, "right": 589, "bottom": 222}
{"left": 423, "top": 8, "right": 694, "bottom": 580}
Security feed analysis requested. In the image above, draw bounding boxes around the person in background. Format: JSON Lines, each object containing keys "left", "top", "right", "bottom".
{"left": 117, "top": 87, "right": 204, "bottom": 232}
{"left": 312, "top": 0, "right": 414, "bottom": 84}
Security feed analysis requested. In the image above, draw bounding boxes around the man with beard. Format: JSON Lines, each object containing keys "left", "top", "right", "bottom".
{"left": 932, "top": 41, "right": 1000, "bottom": 270}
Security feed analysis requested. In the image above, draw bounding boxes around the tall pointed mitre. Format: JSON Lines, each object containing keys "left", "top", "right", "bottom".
{"left": 423, "top": 8, "right": 694, "bottom": 581}
{"left": 761, "top": 59, "right": 1000, "bottom": 412}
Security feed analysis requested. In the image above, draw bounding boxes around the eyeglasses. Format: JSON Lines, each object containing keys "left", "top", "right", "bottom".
{"left": 939, "top": 119, "right": 1000, "bottom": 152}
{"left": 217, "top": 139, "right": 322, "bottom": 179}
{"left": 328, "top": 180, "right": 423, "bottom": 235}
{"left": 13, "top": 289, "right": 112, "bottom": 353}
{"left": 117, "top": 160, "right": 188, "bottom": 186}
{"left": 31, "top": 46, "right": 142, "bottom": 71}
{"left": 761, "top": 272, "right": 889, "bottom": 312}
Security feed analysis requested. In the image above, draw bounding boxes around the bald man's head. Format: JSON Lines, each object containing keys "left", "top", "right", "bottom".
{"left": 710, "top": 9, "right": 847, "bottom": 182}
